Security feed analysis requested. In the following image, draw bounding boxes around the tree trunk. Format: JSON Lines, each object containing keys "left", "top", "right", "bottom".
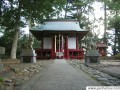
{"left": 113, "top": 11, "right": 118, "bottom": 55}
{"left": 10, "top": 0, "right": 21, "bottom": 59}
{"left": 118, "top": 30, "right": 120, "bottom": 52}
{"left": 118, "top": 30, "right": 120, "bottom": 53}
{"left": 64, "top": 3, "right": 68, "bottom": 19}
{"left": 103, "top": 2, "right": 107, "bottom": 44}
{"left": 113, "top": 29, "right": 117, "bottom": 55}
{"left": 10, "top": 27, "right": 19, "bottom": 59}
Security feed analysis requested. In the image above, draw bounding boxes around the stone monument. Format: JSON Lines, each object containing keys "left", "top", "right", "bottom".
{"left": 0, "top": 46, "right": 5, "bottom": 72}
{"left": 21, "top": 35, "right": 36, "bottom": 63}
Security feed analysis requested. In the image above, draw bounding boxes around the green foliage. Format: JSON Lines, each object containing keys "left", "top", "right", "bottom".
{"left": 108, "top": 16, "right": 120, "bottom": 54}
{"left": 0, "top": 30, "right": 14, "bottom": 56}
{"left": 107, "top": 0, "right": 120, "bottom": 10}
{"left": 33, "top": 37, "right": 41, "bottom": 49}
{"left": 109, "top": 16, "right": 120, "bottom": 30}
{"left": 0, "top": 0, "right": 55, "bottom": 29}
{"left": 0, "top": 77, "right": 3, "bottom": 83}
{"left": 0, "top": 0, "right": 58, "bottom": 59}
{"left": 49, "top": 0, "right": 66, "bottom": 19}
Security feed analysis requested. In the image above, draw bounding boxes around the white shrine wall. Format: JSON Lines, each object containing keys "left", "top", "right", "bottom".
{"left": 68, "top": 37, "right": 76, "bottom": 49}
{"left": 43, "top": 37, "right": 52, "bottom": 49}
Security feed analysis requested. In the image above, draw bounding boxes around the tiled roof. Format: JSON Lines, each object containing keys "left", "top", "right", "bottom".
{"left": 30, "top": 19, "right": 87, "bottom": 32}
{"left": 86, "top": 50, "right": 100, "bottom": 56}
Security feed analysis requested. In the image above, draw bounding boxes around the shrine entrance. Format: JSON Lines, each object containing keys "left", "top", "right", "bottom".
{"left": 55, "top": 34, "right": 64, "bottom": 59}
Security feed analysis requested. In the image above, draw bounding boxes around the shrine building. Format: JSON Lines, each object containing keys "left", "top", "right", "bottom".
{"left": 96, "top": 42, "right": 107, "bottom": 56}
{"left": 30, "top": 19, "right": 88, "bottom": 60}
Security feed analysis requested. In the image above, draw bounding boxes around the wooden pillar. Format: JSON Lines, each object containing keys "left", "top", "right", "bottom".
{"left": 58, "top": 34, "right": 61, "bottom": 58}
{"left": 61, "top": 35, "right": 64, "bottom": 52}
{"left": 66, "top": 36, "right": 69, "bottom": 59}
{"left": 51, "top": 36, "right": 55, "bottom": 59}
{"left": 59, "top": 33, "right": 61, "bottom": 52}
{"left": 41, "top": 37, "right": 43, "bottom": 59}
{"left": 61, "top": 35, "right": 64, "bottom": 59}
{"left": 55, "top": 35, "right": 56, "bottom": 53}
{"left": 76, "top": 36, "right": 79, "bottom": 50}
{"left": 41, "top": 37, "right": 43, "bottom": 49}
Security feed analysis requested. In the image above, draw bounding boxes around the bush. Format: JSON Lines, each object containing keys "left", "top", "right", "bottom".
{"left": 0, "top": 54, "right": 9, "bottom": 59}
{"left": 0, "top": 77, "right": 3, "bottom": 83}
{"left": 99, "top": 56, "right": 115, "bottom": 60}
{"left": 114, "top": 53, "right": 120, "bottom": 60}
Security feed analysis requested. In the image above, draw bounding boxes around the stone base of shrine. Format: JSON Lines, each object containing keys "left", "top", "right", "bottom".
{"left": 85, "top": 50, "right": 100, "bottom": 65}
{"left": 21, "top": 50, "right": 36, "bottom": 63}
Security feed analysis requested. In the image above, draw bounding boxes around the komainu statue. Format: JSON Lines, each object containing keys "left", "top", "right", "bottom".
{"left": 28, "top": 35, "right": 34, "bottom": 50}
{"left": 21, "top": 35, "right": 34, "bottom": 50}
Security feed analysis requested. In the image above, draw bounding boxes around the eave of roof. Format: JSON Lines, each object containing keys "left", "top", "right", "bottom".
{"left": 30, "top": 30, "right": 88, "bottom": 40}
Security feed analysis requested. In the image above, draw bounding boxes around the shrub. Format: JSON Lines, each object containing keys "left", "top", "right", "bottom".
{"left": 0, "top": 77, "right": 3, "bottom": 83}
{"left": 99, "top": 56, "right": 115, "bottom": 60}
{"left": 114, "top": 53, "right": 120, "bottom": 60}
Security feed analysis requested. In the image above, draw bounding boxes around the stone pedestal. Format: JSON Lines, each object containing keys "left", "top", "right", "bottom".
{"left": 85, "top": 50, "right": 100, "bottom": 65}
{"left": 21, "top": 50, "right": 36, "bottom": 63}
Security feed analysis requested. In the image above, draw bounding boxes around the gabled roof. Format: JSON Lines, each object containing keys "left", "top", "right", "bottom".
{"left": 30, "top": 19, "right": 87, "bottom": 31}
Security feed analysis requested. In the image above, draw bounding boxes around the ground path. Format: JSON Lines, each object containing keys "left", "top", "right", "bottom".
{"left": 21, "top": 59, "right": 102, "bottom": 90}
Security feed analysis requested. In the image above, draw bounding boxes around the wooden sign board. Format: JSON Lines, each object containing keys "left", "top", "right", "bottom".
{"left": 0, "top": 46, "right": 5, "bottom": 54}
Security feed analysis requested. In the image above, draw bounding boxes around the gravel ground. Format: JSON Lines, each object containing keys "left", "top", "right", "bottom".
{"left": 0, "top": 59, "right": 53, "bottom": 90}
